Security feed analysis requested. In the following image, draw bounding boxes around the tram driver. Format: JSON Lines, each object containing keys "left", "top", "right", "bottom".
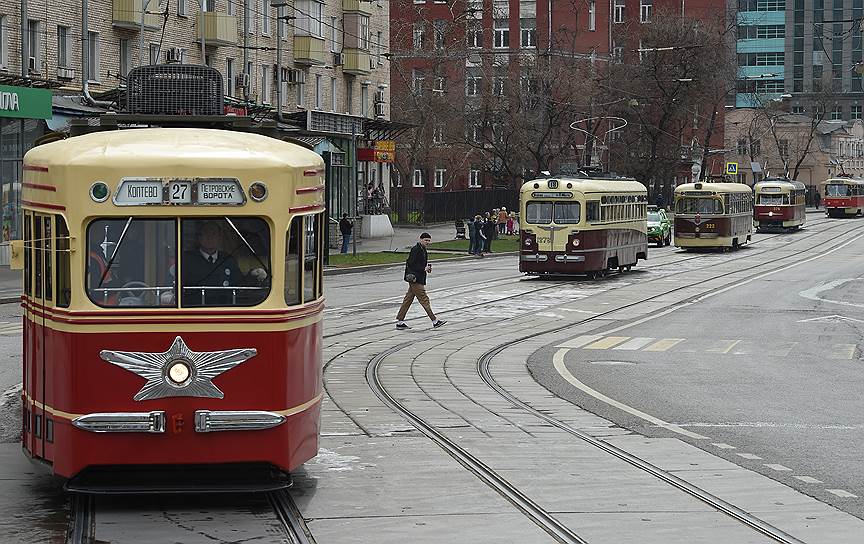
{"left": 181, "top": 220, "right": 268, "bottom": 306}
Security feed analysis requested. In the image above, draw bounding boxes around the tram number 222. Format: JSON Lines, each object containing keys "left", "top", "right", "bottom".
{"left": 169, "top": 181, "right": 193, "bottom": 204}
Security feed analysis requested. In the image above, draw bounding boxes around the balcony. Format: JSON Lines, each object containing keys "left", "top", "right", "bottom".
{"left": 343, "top": 48, "right": 371, "bottom": 75}
{"left": 294, "top": 36, "right": 327, "bottom": 66}
{"left": 197, "top": 12, "right": 238, "bottom": 46}
{"left": 342, "top": 0, "right": 373, "bottom": 14}
{"left": 113, "top": 0, "right": 160, "bottom": 30}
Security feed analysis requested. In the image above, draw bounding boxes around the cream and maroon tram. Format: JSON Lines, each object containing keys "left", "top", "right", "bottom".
{"left": 822, "top": 177, "right": 864, "bottom": 217}
{"left": 674, "top": 182, "right": 753, "bottom": 250}
{"left": 753, "top": 178, "right": 806, "bottom": 231}
{"left": 519, "top": 175, "right": 648, "bottom": 277}
{"left": 15, "top": 123, "right": 325, "bottom": 491}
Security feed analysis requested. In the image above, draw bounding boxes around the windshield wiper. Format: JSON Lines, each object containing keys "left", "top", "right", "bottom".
{"left": 98, "top": 217, "right": 133, "bottom": 288}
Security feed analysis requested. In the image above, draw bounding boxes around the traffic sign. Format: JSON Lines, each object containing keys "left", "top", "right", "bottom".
{"left": 725, "top": 162, "right": 738, "bottom": 175}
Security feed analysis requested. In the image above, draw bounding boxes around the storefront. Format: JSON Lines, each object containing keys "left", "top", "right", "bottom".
{"left": 0, "top": 85, "right": 52, "bottom": 249}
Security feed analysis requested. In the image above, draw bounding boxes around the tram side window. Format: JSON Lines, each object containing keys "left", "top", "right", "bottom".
{"left": 303, "top": 214, "right": 323, "bottom": 302}
{"left": 586, "top": 201, "right": 600, "bottom": 222}
{"left": 34, "top": 217, "right": 42, "bottom": 298}
{"left": 285, "top": 217, "right": 301, "bottom": 305}
{"left": 23, "top": 214, "right": 31, "bottom": 296}
{"left": 180, "top": 218, "right": 271, "bottom": 308}
{"left": 55, "top": 216, "right": 71, "bottom": 308}
{"left": 553, "top": 202, "right": 580, "bottom": 224}
{"left": 87, "top": 218, "right": 177, "bottom": 308}
{"left": 526, "top": 201, "right": 553, "bottom": 224}
{"left": 44, "top": 217, "right": 52, "bottom": 302}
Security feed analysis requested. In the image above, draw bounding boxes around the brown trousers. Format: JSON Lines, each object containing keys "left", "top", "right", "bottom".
{"left": 396, "top": 283, "right": 436, "bottom": 321}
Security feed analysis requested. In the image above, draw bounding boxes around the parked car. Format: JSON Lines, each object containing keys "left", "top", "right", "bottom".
{"left": 647, "top": 208, "right": 672, "bottom": 246}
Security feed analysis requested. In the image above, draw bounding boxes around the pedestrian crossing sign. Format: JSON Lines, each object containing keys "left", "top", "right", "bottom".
{"left": 725, "top": 162, "right": 738, "bottom": 175}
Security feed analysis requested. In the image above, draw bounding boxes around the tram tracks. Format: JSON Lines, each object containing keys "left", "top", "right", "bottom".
{"left": 348, "top": 221, "right": 864, "bottom": 543}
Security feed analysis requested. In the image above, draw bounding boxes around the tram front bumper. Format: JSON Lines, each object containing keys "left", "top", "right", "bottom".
{"left": 554, "top": 255, "right": 585, "bottom": 263}
{"left": 72, "top": 410, "right": 287, "bottom": 433}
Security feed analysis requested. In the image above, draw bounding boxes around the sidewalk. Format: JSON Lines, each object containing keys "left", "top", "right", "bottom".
{"left": 346, "top": 223, "right": 461, "bottom": 253}
{"left": 0, "top": 267, "right": 21, "bottom": 303}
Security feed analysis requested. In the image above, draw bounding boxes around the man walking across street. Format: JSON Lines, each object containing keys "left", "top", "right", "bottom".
{"left": 396, "top": 233, "right": 446, "bottom": 330}
{"left": 339, "top": 213, "right": 353, "bottom": 254}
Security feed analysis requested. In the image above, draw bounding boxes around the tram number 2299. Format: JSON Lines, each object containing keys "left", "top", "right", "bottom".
{"left": 169, "top": 181, "right": 193, "bottom": 204}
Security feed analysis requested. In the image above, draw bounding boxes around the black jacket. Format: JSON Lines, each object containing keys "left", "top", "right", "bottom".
{"left": 404, "top": 242, "right": 428, "bottom": 285}
{"left": 339, "top": 218, "right": 353, "bottom": 236}
{"left": 182, "top": 250, "right": 243, "bottom": 306}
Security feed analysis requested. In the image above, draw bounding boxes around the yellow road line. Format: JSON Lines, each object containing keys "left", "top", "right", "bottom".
{"left": 769, "top": 342, "right": 797, "bottom": 357}
{"left": 829, "top": 344, "right": 857, "bottom": 360}
{"left": 644, "top": 338, "right": 686, "bottom": 352}
{"left": 705, "top": 340, "right": 740, "bottom": 354}
{"left": 613, "top": 337, "right": 656, "bottom": 351}
{"left": 557, "top": 335, "right": 604, "bottom": 349}
{"left": 584, "top": 336, "right": 630, "bottom": 350}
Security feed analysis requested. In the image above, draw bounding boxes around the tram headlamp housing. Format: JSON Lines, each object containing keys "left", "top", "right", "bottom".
{"left": 90, "top": 182, "right": 110, "bottom": 202}
{"left": 249, "top": 182, "right": 268, "bottom": 202}
{"left": 524, "top": 239, "right": 532, "bottom": 246}
{"left": 572, "top": 238, "right": 580, "bottom": 247}
{"left": 167, "top": 361, "right": 192, "bottom": 386}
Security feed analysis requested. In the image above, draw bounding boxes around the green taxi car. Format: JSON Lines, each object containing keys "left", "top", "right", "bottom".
{"left": 647, "top": 208, "right": 672, "bottom": 246}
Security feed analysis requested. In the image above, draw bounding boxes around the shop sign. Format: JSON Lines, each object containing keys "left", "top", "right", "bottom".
{"left": 374, "top": 140, "right": 396, "bottom": 152}
{"left": 358, "top": 148, "right": 395, "bottom": 163}
{"left": 0, "top": 85, "right": 52, "bottom": 120}
{"left": 224, "top": 105, "right": 247, "bottom": 116}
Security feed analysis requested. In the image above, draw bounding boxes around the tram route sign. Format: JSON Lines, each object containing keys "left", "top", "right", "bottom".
{"left": 725, "top": 162, "right": 738, "bottom": 175}
{"left": 113, "top": 178, "right": 246, "bottom": 206}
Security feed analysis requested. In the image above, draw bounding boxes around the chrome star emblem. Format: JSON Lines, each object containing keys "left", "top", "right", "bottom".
{"left": 100, "top": 336, "right": 257, "bottom": 401}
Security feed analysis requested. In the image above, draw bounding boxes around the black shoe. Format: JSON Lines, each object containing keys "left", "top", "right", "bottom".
{"left": 396, "top": 323, "right": 410, "bottom": 330}
{"left": 433, "top": 320, "right": 447, "bottom": 328}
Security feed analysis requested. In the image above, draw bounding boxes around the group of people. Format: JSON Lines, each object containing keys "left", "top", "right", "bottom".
{"left": 466, "top": 207, "right": 518, "bottom": 256}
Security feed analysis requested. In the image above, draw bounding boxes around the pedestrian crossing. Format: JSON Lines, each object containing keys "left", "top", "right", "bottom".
{"left": 557, "top": 335, "right": 860, "bottom": 359}
{"left": 0, "top": 321, "right": 22, "bottom": 336}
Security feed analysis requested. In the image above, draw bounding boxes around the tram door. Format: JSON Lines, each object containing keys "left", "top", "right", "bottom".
{"left": 24, "top": 213, "right": 52, "bottom": 460}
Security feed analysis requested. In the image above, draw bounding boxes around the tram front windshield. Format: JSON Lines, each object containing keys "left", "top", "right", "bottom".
{"left": 825, "top": 184, "right": 850, "bottom": 197}
{"left": 758, "top": 194, "right": 788, "bottom": 205}
{"left": 87, "top": 217, "right": 271, "bottom": 308}
{"left": 526, "top": 201, "right": 580, "bottom": 224}
{"left": 676, "top": 197, "right": 723, "bottom": 215}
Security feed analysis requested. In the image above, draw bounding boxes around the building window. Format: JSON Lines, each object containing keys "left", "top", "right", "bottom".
{"left": 791, "top": 104, "right": 804, "bottom": 114}
{"left": 57, "top": 26, "right": 71, "bottom": 68}
{"left": 331, "top": 77, "right": 337, "bottom": 111}
{"left": 494, "top": 19, "right": 510, "bottom": 48}
{"left": 412, "top": 69, "right": 424, "bottom": 95}
{"left": 778, "top": 139, "right": 789, "bottom": 159}
{"left": 612, "top": 44, "right": 623, "bottom": 62}
{"left": 469, "top": 169, "right": 480, "bottom": 187}
{"left": 588, "top": 1, "right": 596, "bottom": 31}
{"left": 413, "top": 169, "right": 424, "bottom": 187}
{"left": 521, "top": 18, "right": 536, "bottom": 47}
{"left": 614, "top": 0, "right": 625, "bottom": 23}
{"left": 434, "top": 169, "right": 445, "bottom": 188}
{"left": 832, "top": 105, "right": 843, "bottom": 120}
{"left": 120, "top": 39, "right": 131, "bottom": 78}
{"left": 361, "top": 84, "right": 369, "bottom": 117}
{"left": 149, "top": 43, "right": 160, "bottom": 65}
{"left": 296, "top": 0, "right": 324, "bottom": 37}
{"left": 262, "top": 0, "right": 270, "bottom": 35}
{"left": 0, "top": 16, "right": 7, "bottom": 68}
{"left": 360, "top": 15, "right": 370, "bottom": 49}
{"left": 466, "top": 74, "right": 480, "bottom": 96}
{"left": 493, "top": 75, "right": 505, "bottom": 96}
{"left": 297, "top": 81, "right": 306, "bottom": 107}
{"left": 315, "top": 74, "right": 323, "bottom": 109}
{"left": 331, "top": 17, "right": 339, "bottom": 52}
{"left": 27, "top": 20, "right": 40, "bottom": 73}
{"left": 377, "top": 31, "right": 383, "bottom": 64}
{"left": 640, "top": 0, "right": 652, "bottom": 22}
{"left": 87, "top": 32, "right": 100, "bottom": 82}
{"left": 246, "top": 0, "right": 253, "bottom": 33}
{"left": 853, "top": 105, "right": 862, "bottom": 119}
{"left": 346, "top": 82, "right": 353, "bottom": 113}
{"left": 750, "top": 139, "right": 761, "bottom": 156}
{"left": 737, "top": 139, "right": 747, "bottom": 155}
{"left": 433, "top": 124, "right": 444, "bottom": 144}
{"left": 261, "top": 65, "right": 271, "bottom": 104}
{"left": 178, "top": 0, "right": 187, "bottom": 16}
{"left": 434, "top": 75, "right": 445, "bottom": 93}
{"left": 203, "top": 0, "right": 215, "bottom": 10}
{"left": 227, "top": 0, "right": 235, "bottom": 16}
{"left": 226, "top": 58, "right": 235, "bottom": 97}
{"left": 467, "top": 21, "right": 482, "bottom": 48}
{"left": 413, "top": 23, "right": 425, "bottom": 49}
{"left": 434, "top": 20, "right": 446, "bottom": 50}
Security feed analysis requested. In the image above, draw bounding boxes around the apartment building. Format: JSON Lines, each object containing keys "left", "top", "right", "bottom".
{"left": 0, "top": 0, "right": 392, "bottom": 248}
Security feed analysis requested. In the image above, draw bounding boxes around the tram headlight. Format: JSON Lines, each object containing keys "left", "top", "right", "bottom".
{"left": 524, "top": 239, "right": 532, "bottom": 247}
{"left": 249, "top": 182, "right": 268, "bottom": 202}
{"left": 572, "top": 238, "right": 580, "bottom": 248}
{"left": 167, "top": 361, "right": 191, "bottom": 385}
{"left": 90, "top": 182, "right": 110, "bottom": 203}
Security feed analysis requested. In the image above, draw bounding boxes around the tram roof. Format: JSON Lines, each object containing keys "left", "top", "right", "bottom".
{"left": 822, "top": 177, "right": 864, "bottom": 185}
{"left": 675, "top": 182, "right": 752, "bottom": 195}
{"left": 520, "top": 177, "right": 645, "bottom": 194}
{"left": 754, "top": 179, "right": 806, "bottom": 191}
{"left": 23, "top": 127, "right": 323, "bottom": 177}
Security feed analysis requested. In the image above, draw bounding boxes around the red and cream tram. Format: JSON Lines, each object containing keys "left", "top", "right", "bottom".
{"left": 822, "top": 177, "right": 864, "bottom": 217}
{"left": 519, "top": 175, "right": 648, "bottom": 277}
{"left": 674, "top": 182, "right": 753, "bottom": 250}
{"left": 14, "top": 122, "right": 325, "bottom": 491}
{"left": 753, "top": 178, "right": 806, "bottom": 231}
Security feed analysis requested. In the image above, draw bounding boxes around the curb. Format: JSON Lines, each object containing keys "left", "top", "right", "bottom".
{"left": 0, "top": 296, "right": 20, "bottom": 305}
{"left": 323, "top": 251, "right": 519, "bottom": 276}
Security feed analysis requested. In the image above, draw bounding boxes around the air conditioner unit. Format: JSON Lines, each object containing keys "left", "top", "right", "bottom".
{"left": 374, "top": 102, "right": 385, "bottom": 118}
{"left": 235, "top": 73, "right": 250, "bottom": 88}
{"left": 166, "top": 47, "right": 183, "bottom": 63}
{"left": 374, "top": 90, "right": 385, "bottom": 103}
{"left": 333, "top": 53, "right": 343, "bottom": 66}
{"left": 27, "top": 56, "right": 37, "bottom": 74}
{"left": 56, "top": 67, "right": 75, "bottom": 80}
